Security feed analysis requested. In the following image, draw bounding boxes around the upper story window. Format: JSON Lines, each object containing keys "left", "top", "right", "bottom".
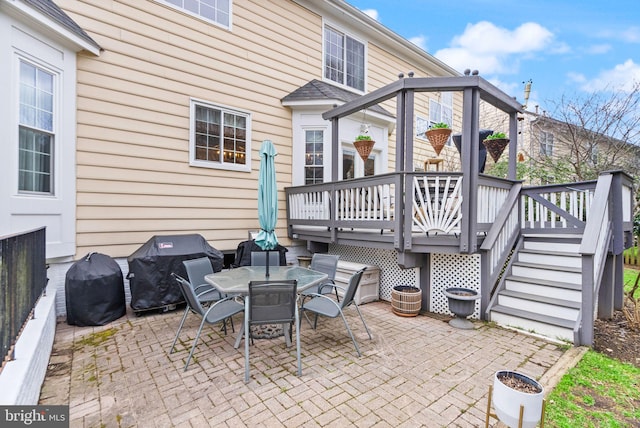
{"left": 161, "top": 0, "right": 231, "bottom": 28}
{"left": 305, "top": 130, "right": 324, "bottom": 184}
{"left": 18, "top": 60, "right": 55, "bottom": 194}
{"left": 324, "top": 26, "right": 365, "bottom": 91}
{"left": 190, "top": 99, "right": 250, "bottom": 172}
{"left": 429, "top": 93, "right": 453, "bottom": 127}
{"left": 539, "top": 131, "right": 553, "bottom": 156}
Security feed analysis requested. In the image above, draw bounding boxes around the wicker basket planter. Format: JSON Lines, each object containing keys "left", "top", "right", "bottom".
{"left": 354, "top": 139, "right": 375, "bottom": 161}
{"left": 391, "top": 285, "right": 422, "bottom": 317}
{"left": 425, "top": 128, "right": 452, "bottom": 156}
{"left": 483, "top": 137, "right": 510, "bottom": 162}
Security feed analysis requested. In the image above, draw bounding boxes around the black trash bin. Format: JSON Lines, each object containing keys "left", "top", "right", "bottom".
{"left": 65, "top": 252, "right": 126, "bottom": 326}
{"left": 127, "top": 234, "right": 224, "bottom": 314}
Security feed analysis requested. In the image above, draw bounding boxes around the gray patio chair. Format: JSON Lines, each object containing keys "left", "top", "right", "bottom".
{"left": 245, "top": 279, "right": 300, "bottom": 383}
{"left": 170, "top": 273, "right": 244, "bottom": 371}
{"left": 250, "top": 251, "right": 281, "bottom": 266}
{"left": 183, "top": 257, "right": 235, "bottom": 332}
{"left": 300, "top": 268, "right": 372, "bottom": 357}
{"left": 183, "top": 257, "right": 223, "bottom": 302}
{"left": 300, "top": 253, "right": 340, "bottom": 303}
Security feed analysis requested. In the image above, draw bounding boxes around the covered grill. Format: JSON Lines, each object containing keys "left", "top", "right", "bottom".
{"left": 127, "top": 234, "right": 224, "bottom": 314}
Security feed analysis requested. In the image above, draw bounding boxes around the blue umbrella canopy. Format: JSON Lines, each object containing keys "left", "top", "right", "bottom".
{"left": 254, "top": 140, "right": 279, "bottom": 251}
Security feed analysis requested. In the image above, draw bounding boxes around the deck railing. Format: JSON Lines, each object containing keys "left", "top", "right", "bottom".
{"left": 520, "top": 182, "right": 596, "bottom": 232}
{"left": 0, "top": 227, "right": 47, "bottom": 370}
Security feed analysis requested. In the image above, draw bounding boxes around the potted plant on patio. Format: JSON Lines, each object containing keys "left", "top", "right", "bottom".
{"left": 391, "top": 285, "right": 422, "bottom": 317}
{"left": 443, "top": 287, "right": 480, "bottom": 329}
{"left": 354, "top": 134, "right": 375, "bottom": 162}
{"left": 490, "top": 370, "right": 545, "bottom": 428}
{"left": 425, "top": 122, "right": 451, "bottom": 156}
{"left": 482, "top": 131, "right": 510, "bottom": 162}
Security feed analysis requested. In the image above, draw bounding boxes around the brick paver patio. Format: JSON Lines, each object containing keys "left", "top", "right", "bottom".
{"left": 39, "top": 301, "right": 576, "bottom": 427}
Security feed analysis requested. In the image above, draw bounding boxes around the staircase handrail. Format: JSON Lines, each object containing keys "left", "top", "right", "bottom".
{"left": 479, "top": 182, "right": 522, "bottom": 317}
{"left": 577, "top": 173, "right": 613, "bottom": 345}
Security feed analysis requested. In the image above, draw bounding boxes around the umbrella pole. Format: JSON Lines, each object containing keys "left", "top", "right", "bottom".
{"left": 265, "top": 250, "right": 270, "bottom": 278}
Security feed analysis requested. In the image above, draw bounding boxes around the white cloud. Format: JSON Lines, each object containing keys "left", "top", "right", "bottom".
{"left": 577, "top": 59, "right": 640, "bottom": 93}
{"left": 584, "top": 44, "right": 612, "bottom": 55}
{"left": 621, "top": 26, "right": 640, "bottom": 43}
{"left": 361, "top": 8, "right": 379, "bottom": 21}
{"left": 434, "top": 21, "right": 555, "bottom": 75}
{"left": 408, "top": 35, "right": 428, "bottom": 51}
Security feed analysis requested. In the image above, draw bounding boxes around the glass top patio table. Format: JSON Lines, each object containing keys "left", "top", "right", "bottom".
{"left": 204, "top": 265, "right": 328, "bottom": 295}
{"left": 205, "top": 266, "right": 328, "bottom": 350}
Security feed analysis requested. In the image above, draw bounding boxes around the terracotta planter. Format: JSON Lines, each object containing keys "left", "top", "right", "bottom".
{"left": 443, "top": 287, "right": 480, "bottom": 329}
{"left": 483, "top": 138, "right": 510, "bottom": 162}
{"left": 353, "top": 139, "right": 375, "bottom": 162}
{"left": 492, "top": 370, "right": 544, "bottom": 428}
{"left": 425, "top": 128, "right": 451, "bottom": 156}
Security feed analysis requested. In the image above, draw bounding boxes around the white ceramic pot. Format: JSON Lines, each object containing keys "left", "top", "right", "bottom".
{"left": 492, "top": 370, "right": 544, "bottom": 428}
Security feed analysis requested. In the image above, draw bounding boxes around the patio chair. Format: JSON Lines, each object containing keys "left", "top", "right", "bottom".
{"left": 250, "top": 251, "right": 281, "bottom": 266}
{"left": 300, "top": 268, "right": 372, "bottom": 357}
{"left": 300, "top": 253, "right": 340, "bottom": 303}
{"left": 183, "top": 257, "right": 223, "bottom": 302}
{"left": 170, "top": 273, "right": 244, "bottom": 371}
{"left": 245, "top": 279, "right": 300, "bottom": 383}
{"left": 183, "top": 257, "right": 235, "bottom": 332}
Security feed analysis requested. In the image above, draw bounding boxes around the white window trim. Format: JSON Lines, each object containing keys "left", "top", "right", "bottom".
{"left": 322, "top": 21, "right": 367, "bottom": 93}
{"left": 2, "top": 18, "right": 77, "bottom": 259}
{"left": 189, "top": 98, "right": 251, "bottom": 172}
{"left": 155, "top": 0, "right": 233, "bottom": 30}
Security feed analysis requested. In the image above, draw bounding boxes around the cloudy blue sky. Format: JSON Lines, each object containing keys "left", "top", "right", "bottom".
{"left": 347, "top": 0, "right": 640, "bottom": 111}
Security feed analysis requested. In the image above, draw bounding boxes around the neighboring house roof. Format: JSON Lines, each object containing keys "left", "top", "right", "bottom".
{"left": 282, "top": 79, "right": 395, "bottom": 119}
{"left": 3, "top": 0, "right": 101, "bottom": 54}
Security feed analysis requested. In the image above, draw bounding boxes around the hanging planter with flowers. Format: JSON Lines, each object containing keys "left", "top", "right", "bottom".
{"left": 354, "top": 134, "right": 375, "bottom": 162}
{"left": 425, "top": 122, "right": 452, "bottom": 156}
{"left": 482, "top": 132, "right": 510, "bottom": 162}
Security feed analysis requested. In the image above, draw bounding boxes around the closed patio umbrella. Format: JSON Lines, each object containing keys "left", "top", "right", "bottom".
{"left": 254, "top": 140, "right": 279, "bottom": 277}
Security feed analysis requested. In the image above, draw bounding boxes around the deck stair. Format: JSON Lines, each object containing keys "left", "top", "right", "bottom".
{"left": 489, "top": 235, "right": 583, "bottom": 343}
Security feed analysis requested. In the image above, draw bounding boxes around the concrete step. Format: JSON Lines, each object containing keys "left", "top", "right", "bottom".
{"left": 504, "top": 275, "right": 582, "bottom": 302}
{"left": 517, "top": 249, "right": 581, "bottom": 269}
{"left": 511, "top": 261, "right": 582, "bottom": 285}
{"left": 497, "top": 289, "right": 580, "bottom": 321}
{"left": 490, "top": 305, "right": 575, "bottom": 343}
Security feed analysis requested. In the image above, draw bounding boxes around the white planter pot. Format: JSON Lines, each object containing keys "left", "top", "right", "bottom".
{"left": 492, "top": 370, "right": 544, "bottom": 428}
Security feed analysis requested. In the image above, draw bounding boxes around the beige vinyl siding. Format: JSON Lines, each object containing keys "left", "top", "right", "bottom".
{"left": 59, "top": 0, "right": 322, "bottom": 257}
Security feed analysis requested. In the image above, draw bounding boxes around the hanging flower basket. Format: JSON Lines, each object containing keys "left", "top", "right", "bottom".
{"left": 354, "top": 139, "right": 375, "bottom": 162}
{"left": 483, "top": 138, "right": 509, "bottom": 162}
{"left": 425, "top": 128, "right": 452, "bottom": 156}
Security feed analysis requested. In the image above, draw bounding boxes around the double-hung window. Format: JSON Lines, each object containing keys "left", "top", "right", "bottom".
{"left": 190, "top": 99, "right": 250, "bottom": 171}
{"left": 305, "top": 130, "right": 324, "bottom": 184}
{"left": 428, "top": 92, "right": 453, "bottom": 144}
{"left": 539, "top": 131, "right": 553, "bottom": 156}
{"left": 18, "top": 61, "right": 54, "bottom": 194}
{"left": 161, "top": 0, "right": 230, "bottom": 28}
{"left": 324, "top": 26, "right": 365, "bottom": 91}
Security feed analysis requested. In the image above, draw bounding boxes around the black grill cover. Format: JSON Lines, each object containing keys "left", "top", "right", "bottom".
{"left": 127, "top": 234, "right": 224, "bottom": 312}
{"left": 65, "top": 252, "right": 126, "bottom": 326}
{"left": 231, "top": 239, "right": 288, "bottom": 268}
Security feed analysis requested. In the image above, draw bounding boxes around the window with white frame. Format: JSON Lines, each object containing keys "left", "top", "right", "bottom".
{"left": 305, "top": 130, "right": 324, "bottom": 184}
{"left": 324, "top": 26, "right": 365, "bottom": 91}
{"left": 342, "top": 147, "right": 377, "bottom": 179}
{"left": 161, "top": 0, "right": 230, "bottom": 28}
{"left": 428, "top": 92, "right": 453, "bottom": 144}
{"left": 539, "top": 131, "right": 553, "bottom": 156}
{"left": 18, "top": 60, "right": 54, "bottom": 194}
{"left": 190, "top": 100, "right": 250, "bottom": 171}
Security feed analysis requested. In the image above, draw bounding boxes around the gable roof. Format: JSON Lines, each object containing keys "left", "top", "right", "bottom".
{"left": 282, "top": 79, "right": 394, "bottom": 118}
{"left": 4, "top": 0, "right": 101, "bottom": 54}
